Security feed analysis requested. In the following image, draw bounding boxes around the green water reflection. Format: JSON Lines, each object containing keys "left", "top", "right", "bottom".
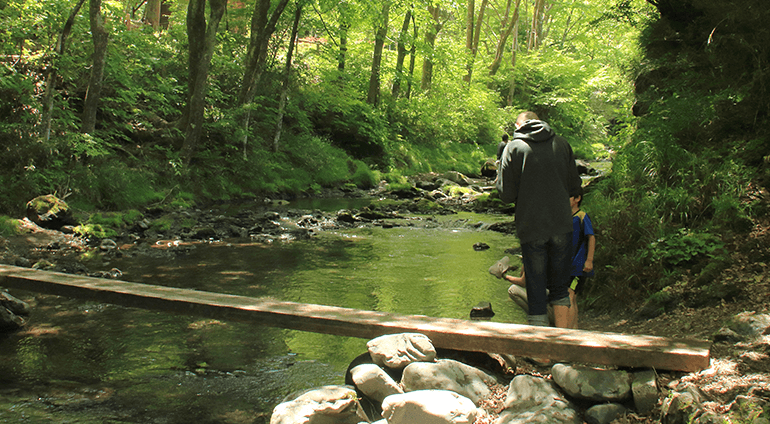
{"left": 0, "top": 211, "right": 523, "bottom": 423}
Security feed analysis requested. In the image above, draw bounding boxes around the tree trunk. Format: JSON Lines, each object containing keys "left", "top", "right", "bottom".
{"left": 273, "top": 3, "right": 302, "bottom": 153}
{"left": 462, "top": 0, "right": 474, "bottom": 83}
{"left": 81, "top": 0, "right": 109, "bottom": 135}
{"left": 420, "top": 5, "right": 445, "bottom": 92}
{"left": 145, "top": 0, "right": 161, "bottom": 30}
{"left": 338, "top": 2, "right": 350, "bottom": 71}
{"left": 40, "top": 0, "right": 86, "bottom": 141}
{"left": 488, "top": 0, "right": 521, "bottom": 76}
{"left": 181, "top": 0, "right": 227, "bottom": 165}
{"left": 366, "top": 1, "right": 390, "bottom": 106}
{"left": 391, "top": 9, "right": 412, "bottom": 98}
{"left": 464, "top": 0, "right": 489, "bottom": 83}
{"left": 527, "top": 0, "right": 547, "bottom": 50}
{"left": 405, "top": 13, "right": 417, "bottom": 99}
{"left": 237, "top": 0, "right": 290, "bottom": 158}
{"left": 507, "top": 18, "right": 520, "bottom": 106}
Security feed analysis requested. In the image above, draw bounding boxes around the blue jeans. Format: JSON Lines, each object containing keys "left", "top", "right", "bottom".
{"left": 521, "top": 232, "right": 572, "bottom": 317}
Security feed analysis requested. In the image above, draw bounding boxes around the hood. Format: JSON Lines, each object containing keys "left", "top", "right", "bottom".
{"left": 514, "top": 120, "right": 555, "bottom": 143}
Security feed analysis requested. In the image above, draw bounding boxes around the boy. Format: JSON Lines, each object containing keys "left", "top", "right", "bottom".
{"left": 568, "top": 187, "right": 595, "bottom": 329}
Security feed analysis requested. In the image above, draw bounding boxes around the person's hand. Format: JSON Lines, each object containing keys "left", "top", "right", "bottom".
{"left": 583, "top": 260, "right": 593, "bottom": 273}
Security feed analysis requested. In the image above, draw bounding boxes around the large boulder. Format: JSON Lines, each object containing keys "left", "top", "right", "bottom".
{"left": 26, "top": 195, "right": 75, "bottom": 230}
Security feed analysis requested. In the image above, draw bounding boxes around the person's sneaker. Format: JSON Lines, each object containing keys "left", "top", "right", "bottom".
{"left": 488, "top": 256, "right": 511, "bottom": 279}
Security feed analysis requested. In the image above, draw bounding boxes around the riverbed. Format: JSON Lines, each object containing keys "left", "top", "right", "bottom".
{"left": 0, "top": 204, "right": 525, "bottom": 423}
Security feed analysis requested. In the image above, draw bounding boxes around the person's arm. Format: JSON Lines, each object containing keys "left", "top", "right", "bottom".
{"left": 505, "top": 271, "right": 526, "bottom": 287}
{"left": 583, "top": 235, "right": 596, "bottom": 273}
{"left": 496, "top": 143, "right": 521, "bottom": 204}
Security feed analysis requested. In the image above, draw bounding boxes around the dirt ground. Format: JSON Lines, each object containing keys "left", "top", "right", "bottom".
{"left": 575, "top": 220, "right": 770, "bottom": 423}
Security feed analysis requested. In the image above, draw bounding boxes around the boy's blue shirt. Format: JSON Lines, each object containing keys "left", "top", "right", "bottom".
{"left": 571, "top": 209, "right": 595, "bottom": 277}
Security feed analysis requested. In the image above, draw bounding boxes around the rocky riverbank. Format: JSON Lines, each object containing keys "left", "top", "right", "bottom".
{"left": 270, "top": 325, "right": 770, "bottom": 424}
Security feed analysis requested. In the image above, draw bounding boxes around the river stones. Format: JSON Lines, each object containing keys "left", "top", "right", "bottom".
{"left": 349, "top": 363, "right": 403, "bottom": 403}
{"left": 270, "top": 385, "right": 368, "bottom": 424}
{"left": 551, "top": 363, "right": 632, "bottom": 401}
{"left": 381, "top": 389, "right": 477, "bottom": 424}
{"left": 401, "top": 358, "right": 498, "bottom": 406}
{"left": 497, "top": 374, "right": 581, "bottom": 424}
{"left": 367, "top": 333, "right": 437, "bottom": 369}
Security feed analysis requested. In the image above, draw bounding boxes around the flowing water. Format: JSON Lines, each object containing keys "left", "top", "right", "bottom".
{"left": 0, "top": 201, "right": 526, "bottom": 423}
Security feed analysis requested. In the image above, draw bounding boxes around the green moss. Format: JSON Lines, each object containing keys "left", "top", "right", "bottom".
{"left": 412, "top": 198, "right": 443, "bottom": 213}
{"left": 27, "top": 195, "right": 68, "bottom": 215}
{"left": 0, "top": 216, "right": 22, "bottom": 236}
{"left": 150, "top": 217, "right": 174, "bottom": 233}
{"left": 74, "top": 224, "right": 116, "bottom": 239}
{"left": 179, "top": 218, "right": 196, "bottom": 231}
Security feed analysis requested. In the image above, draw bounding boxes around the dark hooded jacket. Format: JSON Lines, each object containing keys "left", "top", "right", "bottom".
{"left": 496, "top": 120, "right": 581, "bottom": 243}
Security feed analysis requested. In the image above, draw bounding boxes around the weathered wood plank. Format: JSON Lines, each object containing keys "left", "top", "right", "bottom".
{"left": 0, "top": 265, "right": 711, "bottom": 372}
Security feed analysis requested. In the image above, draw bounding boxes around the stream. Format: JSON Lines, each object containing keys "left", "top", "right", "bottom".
{"left": 0, "top": 200, "right": 525, "bottom": 423}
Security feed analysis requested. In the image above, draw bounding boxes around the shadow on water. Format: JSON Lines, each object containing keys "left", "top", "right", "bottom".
{"left": 0, "top": 205, "right": 525, "bottom": 423}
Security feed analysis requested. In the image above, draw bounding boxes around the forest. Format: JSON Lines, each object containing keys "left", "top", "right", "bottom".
{"left": 1, "top": 0, "right": 768, "bottom": 312}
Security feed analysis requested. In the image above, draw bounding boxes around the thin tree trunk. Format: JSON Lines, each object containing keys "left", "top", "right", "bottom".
{"left": 463, "top": 0, "right": 474, "bottom": 83}
{"left": 237, "top": 0, "right": 290, "bottom": 159}
{"left": 40, "top": 0, "right": 86, "bottom": 141}
{"left": 488, "top": 0, "right": 521, "bottom": 76}
{"left": 181, "top": 0, "right": 226, "bottom": 164}
{"left": 338, "top": 2, "right": 350, "bottom": 71}
{"left": 391, "top": 9, "right": 412, "bottom": 98}
{"left": 464, "top": 0, "right": 488, "bottom": 83}
{"left": 366, "top": 1, "right": 390, "bottom": 106}
{"left": 405, "top": 13, "right": 417, "bottom": 99}
{"left": 273, "top": 2, "right": 302, "bottom": 153}
{"left": 527, "top": 0, "right": 546, "bottom": 50}
{"left": 507, "top": 18, "right": 519, "bottom": 106}
{"left": 82, "top": 0, "right": 109, "bottom": 135}
{"left": 420, "top": 5, "right": 444, "bottom": 92}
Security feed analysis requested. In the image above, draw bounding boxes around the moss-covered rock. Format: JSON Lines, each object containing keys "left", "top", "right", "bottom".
{"left": 25, "top": 195, "right": 75, "bottom": 230}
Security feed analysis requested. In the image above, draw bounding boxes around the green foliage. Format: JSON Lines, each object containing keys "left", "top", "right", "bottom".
{"left": 644, "top": 228, "right": 725, "bottom": 268}
{"left": 387, "top": 82, "right": 504, "bottom": 148}
{"left": 300, "top": 83, "right": 392, "bottom": 166}
{"left": 350, "top": 160, "right": 377, "bottom": 189}
{"left": 726, "top": 395, "right": 768, "bottom": 424}
{"left": 66, "top": 161, "right": 165, "bottom": 211}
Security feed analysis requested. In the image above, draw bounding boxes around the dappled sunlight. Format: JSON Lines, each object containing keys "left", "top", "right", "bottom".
{"left": 187, "top": 319, "right": 226, "bottom": 330}
{"left": 20, "top": 324, "right": 62, "bottom": 337}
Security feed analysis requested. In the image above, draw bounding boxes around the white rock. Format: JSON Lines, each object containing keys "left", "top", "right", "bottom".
{"left": 350, "top": 363, "right": 403, "bottom": 403}
{"left": 270, "top": 385, "right": 368, "bottom": 424}
{"left": 367, "top": 333, "right": 436, "bottom": 369}
{"left": 382, "top": 390, "right": 477, "bottom": 424}
{"left": 401, "top": 358, "right": 497, "bottom": 405}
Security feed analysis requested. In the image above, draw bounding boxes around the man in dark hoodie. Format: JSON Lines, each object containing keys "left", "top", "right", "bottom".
{"left": 496, "top": 111, "right": 582, "bottom": 328}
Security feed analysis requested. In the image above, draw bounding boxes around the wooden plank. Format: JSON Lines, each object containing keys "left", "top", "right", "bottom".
{"left": 0, "top": 265, "right": 711, "bottom": 372}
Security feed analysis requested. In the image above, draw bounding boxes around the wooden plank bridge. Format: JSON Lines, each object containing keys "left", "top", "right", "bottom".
{"left": 0, "top": 265, "right": 711, "bottom": 372}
